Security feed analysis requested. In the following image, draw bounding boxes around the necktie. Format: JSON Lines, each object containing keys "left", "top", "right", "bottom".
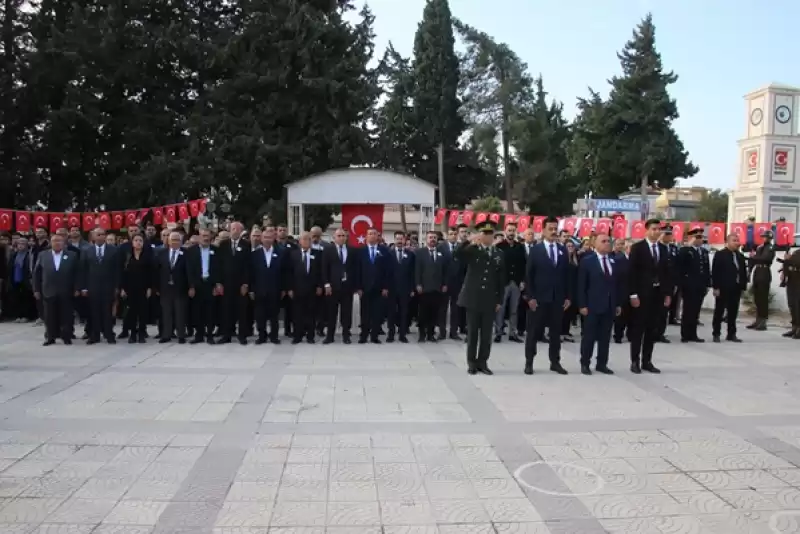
{"left": 397, "top": 249, "right": 402, "bottom": 262}
{"left": 651, "top": 243, "right": 658, "bottom": 261}
{"left": 98, "top": 246, "right": 103, "bottom": 261}
{"left": 451, "top": 243, "right": 454, "bottom": 254}
{"left": 549, "top": 244, "right": 555, "bottom": 265}
{"left": 602, "top": 256, "right": 610, "bottom": 277}
{"left": 303, "top": 251, "right": 308, "bottom": 272}
{"left": 232, "top": 240, "right": 236, "bottom": 253}
{"left": 430, "top": 249, "right": 436, "bottom": 262}
{"left": 370, "top": 247, "right": 374, "bottom": 263}
{"left": 339, "top": 246, "right": 344, "bottom": 264}
{"left": 170, "top": 250, "right": 176, "bottom": 267}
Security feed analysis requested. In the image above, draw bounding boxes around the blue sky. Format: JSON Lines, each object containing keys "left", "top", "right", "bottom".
{"left": 358, "top": 0, "right": 799, "bottom": 191}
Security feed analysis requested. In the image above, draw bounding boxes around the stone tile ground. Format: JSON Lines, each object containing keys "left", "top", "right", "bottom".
{"left": 1, "top": 320, "right": 800, "bottom": 533}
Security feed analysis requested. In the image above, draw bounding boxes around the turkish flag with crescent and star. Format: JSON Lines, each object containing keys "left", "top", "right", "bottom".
{"left": 82, "top": 213, "right": 96, "bottom": 231}
{"left": 32, "top": 213, "right": 48, "bottom": 230}
{"left": 49, "top": 213, "right": 66, "bottom": 233}
{"left": 776, "top": 222, "right": 796, "bottom": 246}
{"left": 612, "top": 218, "right": 628, "bottom": 239}
{"left": 630, "top": 220, "right": 646, "bottom": 239}
{"left": 708, "top": 223, "right": 726, "bottom": 245}
{"left": 0, "top": 209, "right": 12, "bottom": 231}
{"left": 341, "top": 204, "right": 384, "bottom": 246}
{"left": 753, "top": 222, "right": 772, "bottom": 245}
{"left": 16, "top": 211, "right": 31, "bottom": 232}
{"left": 596, "top": 218, "right": 611, "bottom": 236}
{"left": 97, "top": 212, "right": 111, "bottom": 230}
{"left": 66, "top": 213, "right": 81, "bottom": 229}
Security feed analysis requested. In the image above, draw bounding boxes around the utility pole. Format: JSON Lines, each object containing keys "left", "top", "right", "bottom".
{"left": 437, "top": 143, "right": 446, "bottom": 232}
{"left": 640, "top": 173, "right": 649, "bottom": 221}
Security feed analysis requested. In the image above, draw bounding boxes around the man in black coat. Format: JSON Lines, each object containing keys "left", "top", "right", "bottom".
{"left": 80, "top": 228, "right": 121, "bottom": 344}
{"left": 355, "top": 227, "right": 391, "bottom": 344}
{"left": 218, "top": 222, "right": 251, "bottom": 344}
{"left": 155, "top": 231, "right": 189, "bottom": 344}
{"left": 437, "top": 225, "right": 468, "bottom": 340}
{"left": 249, "top": 227, "right": 286, "bottom": 344}
{"left": 286, "top": 232, "right": 323, "bottom": 344}
{"left": 611, "top": 238, "right": 631, "bottom": 343}
{"left": 186, "top": 228, "right": 222, "bottom": 344}
{"left": 321, "top": 228, "right": 358, "bottom": 344}
{"left": 627, "top": 219, "right": 672, "bottom": 374}
{"left": 711, "top": 233, "right": 748, "bottom": 343}
{"left": 386, "top": 231, "right": 414, "bottom": 343}
{"left": 416, "top": 230, "right": 448, "bottom": 342}
{"left": 677, "top": 228, "right": 711, "bottom": 343}
{"left": 33, "top": 234, "right": 81, "bottom": 345}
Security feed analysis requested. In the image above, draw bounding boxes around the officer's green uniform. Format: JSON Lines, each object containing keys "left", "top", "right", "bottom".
{"left": 748, "top": 232, "right": 775, "bottom": 330}
{"left": 456, "top": 223, "right": 505, "bottom": 373}
{"left": 782, "top": 249, "right": 800, "bottom": 338}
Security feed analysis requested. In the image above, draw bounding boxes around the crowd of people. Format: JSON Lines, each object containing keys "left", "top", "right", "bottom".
{"left": 0, "top": 215, "right": 798, "bottom": 377}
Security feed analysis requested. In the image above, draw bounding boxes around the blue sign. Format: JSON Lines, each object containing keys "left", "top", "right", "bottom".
{"left": 588, "top": 199, "right": 642, "bottom": 212}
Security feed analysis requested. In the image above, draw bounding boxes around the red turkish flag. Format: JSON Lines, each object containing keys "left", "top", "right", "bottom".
{"left": 596, "top": 218, "right": 611, "bottom": 236}
{"left": 188, "top": 200, "right": 201, "bottom": 217}
{"left": 475, "top": 213, "right": 488, "bottom": 225}
{"left": 504, "top": 214, "right": 517, "bottom": 226}
{"left": 516, "top": 215, "right": 530, "bottom": 233}
{"left": 0, "top": 209, "right": 12, "bottom": 231}
{"left": 15, "top": 211, "right": 31, "bottom": 232}
{"left": 164, "top": 205, "right": 177, "bottom": 223}
{"left": 341, "top": 204, "right": 384, "bottom": 246}
{"left": 630, "top": 220, "right": 646, "bottom": 239}
{"left": 49, "top": 213, "right": 66, "bottom": 233}
{"left": 434, "top": 208, "right": 446, "bottom": 225}
{"left": 532, "top": 216, "right": 545, "bottom": 234}
{"left": 708, "top": 223, "right": 726, "bottom": 245}
{"left": 447, "top": 210, "right": 460, "bottom": 228}
{"left": 562, "top": 218, "right": 576, "bottom": 235}
{"left": 461, "top": 210, "right": 474, "bottom": 226}
{"left": 612, "top": 218, "right": 628, "bottom": 239}
{"left": 753, "top": 222, "right": 771, "bottom": 245}
{"left": 66, "top": 213, "right": 81, "bottom": 229}
{"left": 776, "top": 222, "right": 796, "bottom": 246}
{"left": 82, "top": 213, "right": 96, "bottom": 231}
{"left": 671, "top": 222, "right": 685, "bottom": 244}
{"left": 177, "top": 203, "right": 190, "bottom": 221}
{"left": 32, "top": 213, "right": 48, "bottom": 231}
{"left": 578, "top": 218, "right": 593, "bottom": 237}
{"left": 97, "top": 212, "right": 111, "bottom": 230}
{"left": 125, "top": 210, "right": 138, "bottom": 227}
{"left": 488, "top": 213, "right": 501, "bottom": 224}
{"left": 688, "top": 221, "right": 704, "bottom": 232}
{"left": 153, "top": 207, "right": 164, "bottom": 225}
{"left": 110, "top": 212, "right": 124, "bottom": 230}
{"left": 728, "top": 223, "right": 746, "bottom": 243}
{"left": 199, "top": 199, "right": 208, "bottom": 213}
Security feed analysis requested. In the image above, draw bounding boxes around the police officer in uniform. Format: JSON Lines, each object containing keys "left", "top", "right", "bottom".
{"left": 779, "top": 249, "right": 800, "bottom": 338}
{"left": 657, "top": 225, "right": 679, "bottom": 342}
{"left": 677, "top": 228, "right": 711, "bottom": 342}
{"left": 747, "top": 230, "right": 775, "bottom": 331}
{"left": 456, "top": 222, "right": 505, "bottom": 375}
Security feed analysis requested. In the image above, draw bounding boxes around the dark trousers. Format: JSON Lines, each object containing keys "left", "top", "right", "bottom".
{"left": 752, "top": 269, "right": 771, "bottom": 320}
{"left": 359, "top": 290, "right": 384, "bottom": 341}
{"left": 712, "top": 288, "right": 742, "bottom": 338}
{"left": 221, "top": 288, "right": 247, "bottom": 340}
{"left": 614, "top": 301, "right": 630, "bottom": 341}
{"left": 438, "top": 289, "right": 463, "bottom": 336}
{"left": 562, "top": 305, "right": 578, "bottom": 335}
{"left": 44, "top": 295, "right": 73, "bottom": 341}
{"left": 160, "top": 292, "right": 187, "bottom": 340}
{"left": 669, "top": 287, "right": 681, "bottom": 323}
{"left": 326, "top": 288, "right": 354, "bottom": 339}
{"left": 788, "top": 284, "right": 800, "bottom": 330}
{"left": 255, "top": 295, "right": 280, "bottom": 340}
{"left": 315, "top": 295, "right": 326, "bottom": 335}
{"left": 466, "top": 307, "right": 494, "bottom": 367}
{"left": 387, "top": 292, "right": 410, "bottom": 339}
{"left": 88, "top": 293, "right": 115, "bottom": 341}
{"left": 516, "top": 298, "right": 528, "bottom": 334}
{"left": 244, "top": 298, "right": 255, "bottom": 337}
{"left": 629, "top": 287, "right": 663, "bottom": 365}
{"left": 580, "top": 312, "right": 613, "bottom": 367}
{"left": 122, "top": 291, "right": 148, "bottom": 337}
{"left": 527, "top": 302, "right": 563, "bottom": 363}
{"left": 679, "top": 285, "right": 704, "bottom": 340}
{"left": 9, "top": 283, "right": 36, "bottom": 320}
{"left": 418, "top": 291, "right": 441, "bottom": 339}
{"left": 292, "top": 292, "right": 315, "bottom": 341}
{"left": 281, "top": 294, "right": 293, "bottom": 336}
{"left": 192, "top": 280, "right": 215, "bottom": 340}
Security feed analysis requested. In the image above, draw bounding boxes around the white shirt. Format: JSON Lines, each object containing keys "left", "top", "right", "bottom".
{"left": 263, "top": 246, "right": 273, "bottom": 267}
{"left": 96, "top": 245, "right": 105, "bottom": 259}
{"left": 231, "top": 239, "right": 239, "bottom": 251}
{"left": 646, "top": 239, "right": 659, "bottom": 261}
{"left": 52, "top": 250, "right": 63, "bottom": 271}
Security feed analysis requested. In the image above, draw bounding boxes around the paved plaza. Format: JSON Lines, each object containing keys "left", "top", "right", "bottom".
{"left": 1, "top": 320, "right": 800, "bottom": 533}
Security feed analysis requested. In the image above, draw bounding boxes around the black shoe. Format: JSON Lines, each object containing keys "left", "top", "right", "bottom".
{"left": 385, "top": 336, "right": 394, "bottom": 343}
{"left": 746, "top": 322, "right": 757, "bottom": 329}
{"left": 426, "top": 336, "right": 437, "bottom": 343}
{"left": 292, "top": 338, "right": 302, "bottom": 345}
{"left": 86, "top": 339, "right": 98, "bottom": 345}
{"left": 595, "top": 366, "right": 614, "bottom": 375}
{"left": 218, "top": 337, "right": 231, "bottom": 344}
{"left": 581, "top": 365, "right": 592, "bottom": 376}
{"left": 342, "top": 337, "right": 351, "bottom": 345}
{"left": 63, "top": 338, "right": 72, "bottom": 345}
{"left": 468, "top": 367, "right": 478, "bottom": 375}
{"left": 118, "top": 331, "right": 129, "bottom": 339}
{"left": 630, "top": 362, "right": 642, "bottom": 374}
{"left": 449, "top": 334, "right": 462, "bottom": 341}
{"left": 371, "top": 338, "right": 381, "bottom": 344}
{"left": 524, "top": 365, "right": 533, "bottom": 375}
{"left": 307, "top": 338, "right": 315, "bottom": 344}
{"left": 43, "top": 339, "right": 55, "bottom": 346}
{"left": 323, "top": 338, "right": 335, "bottom": 345}
{"left": 642, "top": 363, "right": 661, "bottom": 374}
{"left": 418, "top": 337, "right": 426, "bottom": 343}
{"left": 128, "top": 337, "right": 136, "bottom": 344}
{"left": 255, "top": 337, "right": 266, "bottom": 345}
{"left": 494, "top": 335, "right": 501, "bottom": 343}
{"left": 657, "top": 336, "right": 670, "bottom": 343}
{"left": 727, "top": 336, "right": 743, "bottom": 343}
{"left": 81, "top": 333, "right": 89, "bottom": 340}
{"left": 783, "top": 330, "right": 795, "bottom": 338}
{"left": 177, "top": 338, "right": 186, "bottom": 344}
{"left": 437, "top": 333, "right": 446, "bottom": 341}
{"left": 478, "top": 366, "right": 493, "bottom": 375}
{"left": 159, "top": 338, "right": 170, "bottom": 344}
{"left": 107, "top": 338, "right": 116, "bottom": 344}
{"left": 509, "top": 335, "right": 523, "bottom": 343}
{"left": 550, "top": 364, "right": 568, "bottom": 375}
{"left": 206, "top": 337, "right": 216, "bottom": 345}
{"left": 614, "top": 338, "right": 622, "bottom": 344}
{"left": 713, "top": 336, "right": 721, "bottom": 343}
{"left": 358, "top": 338, "right": 367, "bottom": 344}
{"left": 270, "top": 338, "right": 281, "bottom": 345}
{"left": 399, "top": 336, "right": 408, "bottom": 343}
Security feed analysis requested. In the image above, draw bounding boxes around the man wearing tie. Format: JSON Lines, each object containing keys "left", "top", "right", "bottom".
{"left": 437, "top": 225, "right": 467, "bottom": 340}
{"left": 524, "top": 216, "right": 571, "bottom": 376}
{"left": 677, "top": 228, "right": 711, "bottom": 342}
{"left": 387, "top": 231, "right": 415, "bottom": 343}
{"left": 81, "top": 228, "right": 120, "bottom": 344}
{"left": 218, "top": 222, "right": 251, "bottom": 344}
{"left": 517, "top": 228, "right": 536, "bottom": 337}
{"left": 627, "top": 219, "right": 672, "bottom": 374}
{"left": 186, "top": 229, "right": 222, "bottom": 344}
{"left": 33, "top": 234, "right": 80, "bottom": 346}
{"left": 576, "top": 233, "right": 622, "bottom": 375}
{"left": 611, "top": 239, "right": 631, "bottom": 343}
{"left": 416, "top": 231, "right": 448, "bottom": 342}
{"left": 287, "top": 232, "right": 322, "bottom": 344}
{"left": 249, "top": 227, "right": 286, "bottom": 344}
{"left": 156, "top": 232, "right": 188, "bottom": 344}
{"left": 321, "top": 228, "right": 357, "bottom": 344}
{"left": 711, "top": 233, "right": 748, "bottom": 343}
{"left": 356, "top": 227, "right": 391, "bottom": 344}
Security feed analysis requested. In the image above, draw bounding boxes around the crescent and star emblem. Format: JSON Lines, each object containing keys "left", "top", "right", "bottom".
{"left": 350, "top": 215, "right": 374, "bottom": 244}
{"left": 776, "top": 152, "right": 788, "bottom": 166}
{"left": 748, "top": 152, "right": 758, "bottom": 167}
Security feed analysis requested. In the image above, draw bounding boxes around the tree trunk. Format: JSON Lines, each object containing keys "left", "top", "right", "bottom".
{"left": 399, "top": 204, "right": 407, "bottom": 234}
{"left": 502, "top": 124, "right": 512, "bottom": 212}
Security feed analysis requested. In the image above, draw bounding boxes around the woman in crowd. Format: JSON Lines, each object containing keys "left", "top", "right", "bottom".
{"left": 561, "top": 239, "right": 580, "bottom": 343}
{"left": 120, "top": 234, "right": 154, "bottom": 343}
{"left": 7, "top": 239, "right": 35, "bottom": 322}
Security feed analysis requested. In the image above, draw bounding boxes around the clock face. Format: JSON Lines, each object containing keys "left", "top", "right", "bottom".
{"left": 751, "top": 108, "right": 763, "bottom": 126}
{"left": 776, "top": 105, "right": 792, "bottom": 124}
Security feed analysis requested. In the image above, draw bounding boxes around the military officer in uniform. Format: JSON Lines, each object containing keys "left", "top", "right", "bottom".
{"left": 657, "top": 225, "right": 680, "bottom": 342}
{"left": 456, "top": 222, "right": 505, "bottom": 375}
{"left": 677, "top": 228, "right": 711, "bottom": 342}
{"left": 747, "top": 230, "right": 775, "bottom": 331}
{"left": 779, "top": 249, "right": 800, "bottom": 338}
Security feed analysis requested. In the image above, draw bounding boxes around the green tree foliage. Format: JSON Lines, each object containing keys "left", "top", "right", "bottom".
{"left": 470, "top": 195, "right": 503, "bottom": 213}
{"left": 694, "top": 188, "right": 729, "bottom": 222}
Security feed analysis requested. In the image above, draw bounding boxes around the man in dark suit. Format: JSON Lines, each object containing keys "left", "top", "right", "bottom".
{"left": 576, "top": 233, "right": 622, "bottom": 375}
{"left": 33, "top": 234, "right": 80, "bottom": 345}
{"left": 155, "top": 231, "right": 189, "bottom": 344}
{"left": 517, "top": 228, "right": 536, "bottom": 336}
{"left": 355, "top": 227, "right": 391, "bottom": 344}
{"left": 276, "top": 224, "right": 296, "bottom": 337}
{"left": 186, "top": 228, "right": 222, "bottom": 344}
{"left": 524, "top": 216, "right": 571, "bottom": 376}
{"left": 81, "top": 228, "right": 120, "bottom": 344}
{"left": 678, "top": 228, "right": 711, "bottom": 342}
{"left": 437, "top": 225, "right": 467, "bottom": 340}
{"left": 656, "top": 225, "right": 680, "bottom": 342}
{"left": 456, "top": 222, "right": 505, "bottom": 375}
{"left": 627, "top": 218, "right": 672, "bottom": 374}
{"left": 612, "top": 239, "right": 631, "bottom": 343}
{"left": 218, "top": 222, "right": 251, "bottom": 344}
{"left": 387, "top": 231, "right": 414, "bottom": 343}
{"left": 712, "top": 233, "right": 748, "bottom": 343}
{"left": 415, "top": 230, "right": 448, "bottom": 342}
{"left": 287, "top": 232, "right": 323, "bottom": 344}
{"left": 249, "top": 227, "right": 285, "bottom": 344}
{"left": 321, "top": 228, "right": 357, "bottom": 344}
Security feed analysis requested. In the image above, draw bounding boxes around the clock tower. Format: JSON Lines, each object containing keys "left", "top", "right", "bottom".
{"left": 728, "top": 83, "right": 800, "bottom": 226}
